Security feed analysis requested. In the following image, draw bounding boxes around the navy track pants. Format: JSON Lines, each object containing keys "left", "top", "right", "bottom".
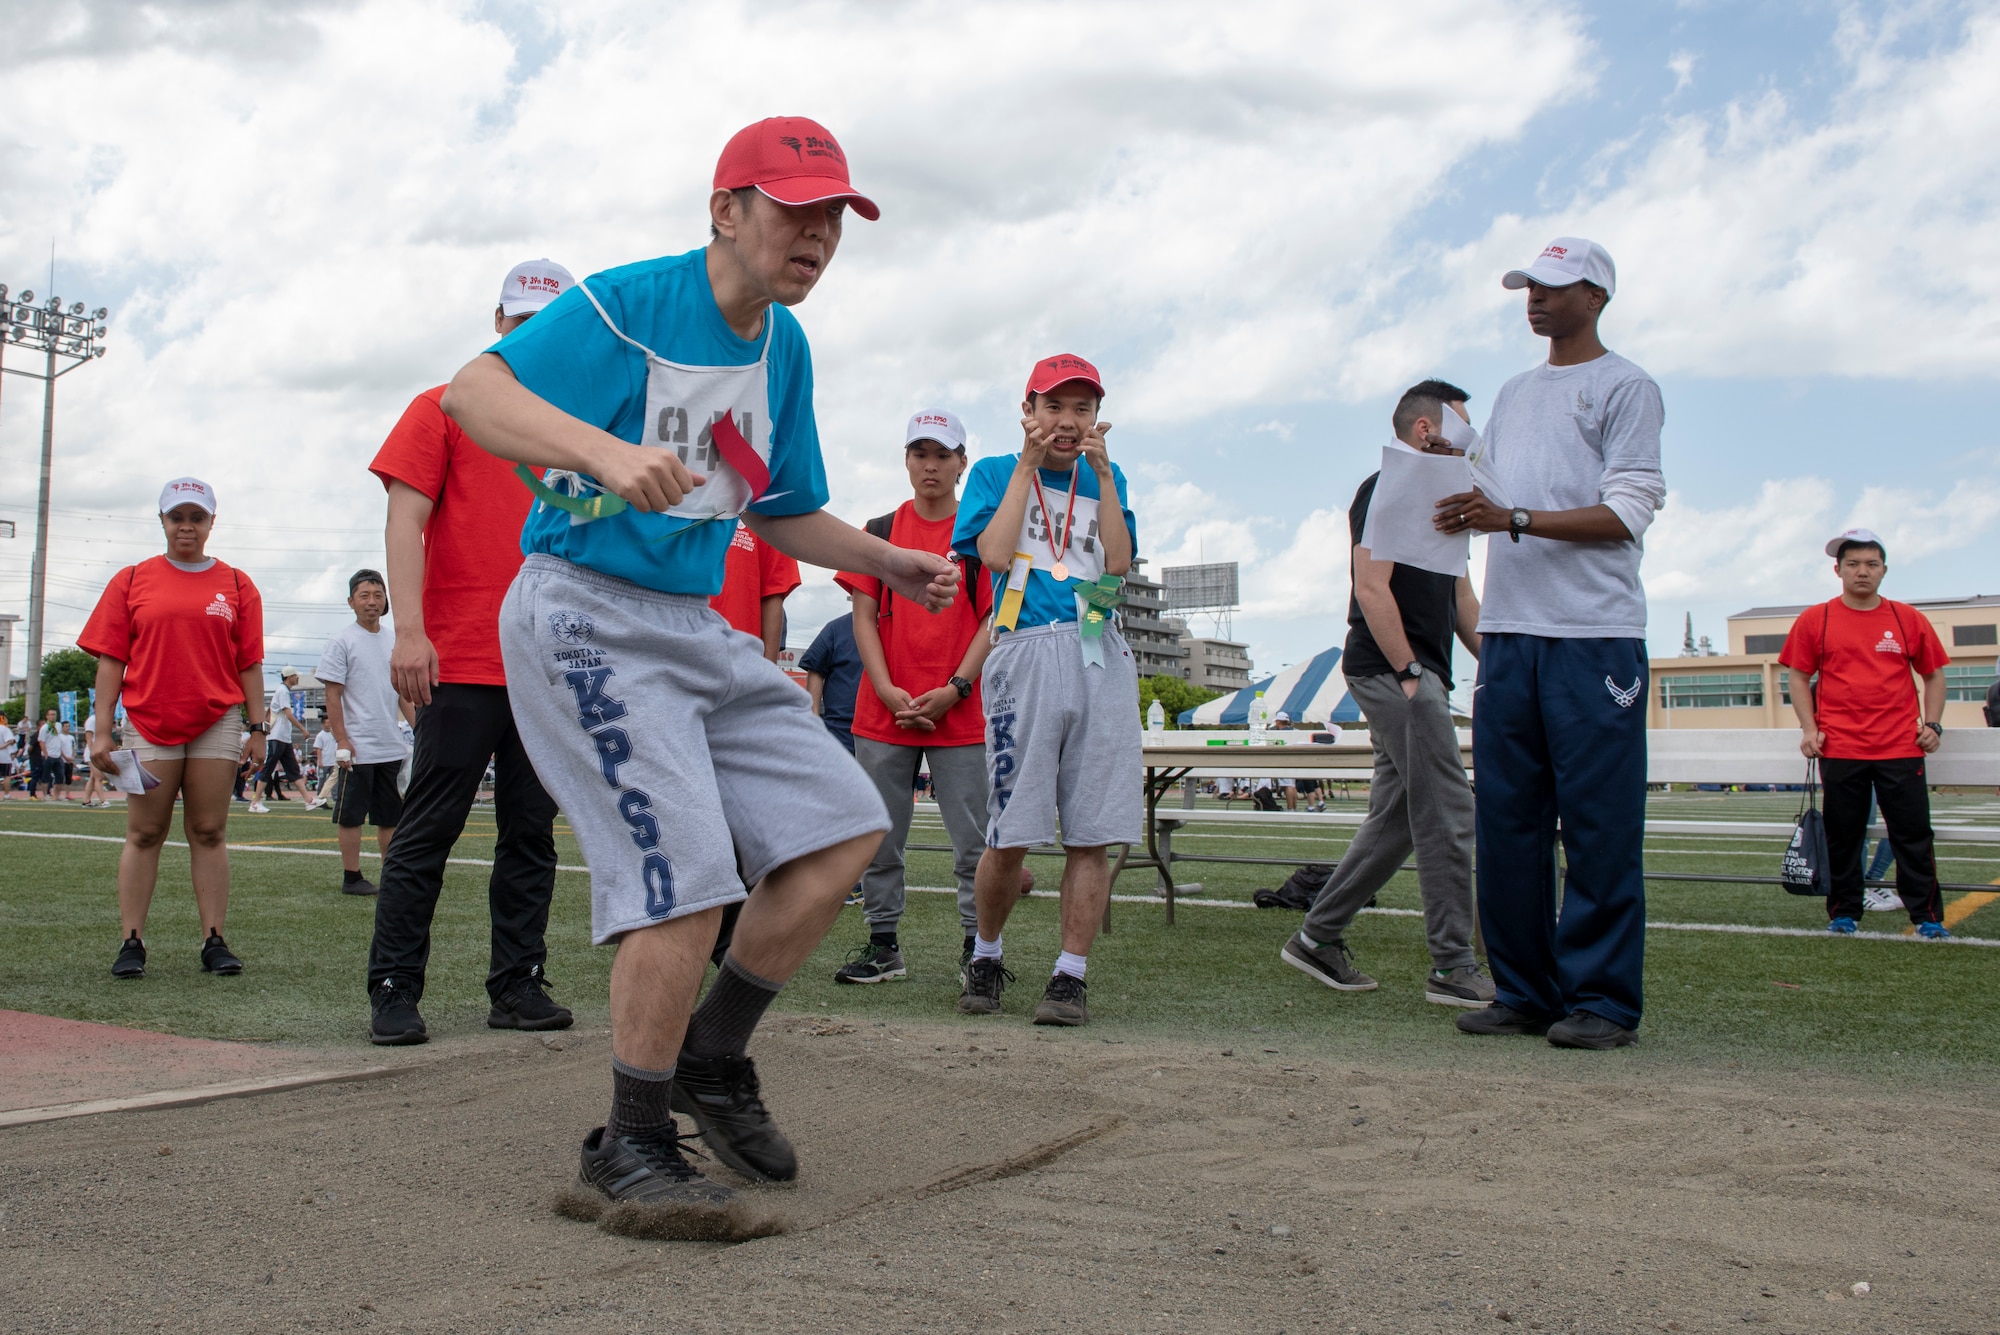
{"left": 1473, "top": 634, "right": 1648, "bottom": 1031}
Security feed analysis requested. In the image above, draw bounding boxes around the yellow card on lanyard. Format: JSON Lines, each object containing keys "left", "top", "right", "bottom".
{"left": 994, "top": 551, "right": 1033, "bottom": 632}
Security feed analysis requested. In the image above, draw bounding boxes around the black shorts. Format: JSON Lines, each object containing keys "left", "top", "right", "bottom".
{"left": 261, "top": 739, "right": 301, "bottom": 782}
{"left": 332, "top": 760, "right": 404, "bottom": 829}
{"left": 1295, "top": 779, "right": 1320, "bottom": 794}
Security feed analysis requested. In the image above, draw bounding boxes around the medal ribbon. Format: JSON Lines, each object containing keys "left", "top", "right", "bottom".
{"left": 1029, "top": 465, "right": 1081, "bottom": 581}
{"left": 995, "top": 552, "right": 1033, "bottom": 633}
{"left": 1073, "top": 574, "right": 1124, "bottom": 668}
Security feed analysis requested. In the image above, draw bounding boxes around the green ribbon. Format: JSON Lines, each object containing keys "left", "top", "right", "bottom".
{"left": 1072, "top": 575, "right": 1124, "bottom": 668}
{"left": 515, "top": 464, "right": 627, "bottom": 522}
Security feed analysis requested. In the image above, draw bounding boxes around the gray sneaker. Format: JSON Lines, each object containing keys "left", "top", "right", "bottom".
{"left": 1424, "top": 964, "right": 1496, "bottom": 1009}
{"left": 1279, "top": 935, "right": 1378, "bottom": 992}
{"left": 833, "top": 940, "right": 907, "bottom": 985}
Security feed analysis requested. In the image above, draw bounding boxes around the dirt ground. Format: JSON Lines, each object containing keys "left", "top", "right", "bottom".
{"left": 1, "top": 1018, "right": 1995, "bottom": 1335}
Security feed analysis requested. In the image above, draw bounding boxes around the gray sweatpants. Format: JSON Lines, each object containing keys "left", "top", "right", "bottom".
{"left": 1302, "top": 670, "right": 1475, "bottom": 970}
{"left": 981, "top": 622, "right": 1143, "bottom": 849}
{"left": 854, "top": 737, "right": 986, "bottom": 933}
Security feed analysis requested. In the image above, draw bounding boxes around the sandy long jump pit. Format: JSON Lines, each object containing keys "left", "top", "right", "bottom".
{"left": 0, "top": 1015, "right": 1996, "bottom": 1334}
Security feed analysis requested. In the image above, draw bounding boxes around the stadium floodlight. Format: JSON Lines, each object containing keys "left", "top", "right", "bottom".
{"left": 0, "top": 280, "right": 110, "bottom": 721}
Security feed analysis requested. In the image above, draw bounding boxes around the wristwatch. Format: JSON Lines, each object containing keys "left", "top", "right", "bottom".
{"left": 949, "top": 675, "right": 974, "bottom": 699}
{"left": 1397, "top": 662, "right": 1423, "bottom": 683}
{"left": 247, "top": 722, "right": 270, "bottom": 735}
{"left": 1922, "top": 721, "right": 1944, "bottom": 736}
{"left": 1509, "top": 508, "right": 1532, "bottom": 543}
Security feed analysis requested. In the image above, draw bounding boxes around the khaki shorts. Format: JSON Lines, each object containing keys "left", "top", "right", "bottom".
{"left": 131, "top": 706, "right": 245, "bottom": 764}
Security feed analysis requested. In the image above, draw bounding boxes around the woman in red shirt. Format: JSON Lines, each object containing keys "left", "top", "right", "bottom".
{"left": 81, "top": 478, "right": 268, "bottom": 980}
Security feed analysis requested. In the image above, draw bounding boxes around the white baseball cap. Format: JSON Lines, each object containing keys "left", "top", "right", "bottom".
{"left": 280, "top": 666, "right": 300, "bottom": 679}
{"left": 498, "top": 258, "right": 575, "bottom": 318}
{"left": 1503, "top": 236, "right": 1617, "bottom": 297}
{"left": 158, "top": 477, "right": 217, "bottom": 514}
{"left": 1826, "top": 527, "right": 1886, "bottom": 559}
{"left": 905, "top": 409, "right": 967, "bottom": 452}
{"left": 1272, "top": 710, "right": 1291, "bottom": 723}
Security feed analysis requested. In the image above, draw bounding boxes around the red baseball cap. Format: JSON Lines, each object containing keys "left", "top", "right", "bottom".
{"left": 714, "top": 117, "right": 880, "bottom": 222}
{"left": 1025, "top": 353, "right": 1105, "bottom": 399}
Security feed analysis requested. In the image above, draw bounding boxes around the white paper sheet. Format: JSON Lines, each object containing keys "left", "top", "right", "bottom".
{"left": 107, "top": 749, "right": 160, "bottom": 796}
{"left": 1359, "top": 446, "right": 1473, "bottom": 577}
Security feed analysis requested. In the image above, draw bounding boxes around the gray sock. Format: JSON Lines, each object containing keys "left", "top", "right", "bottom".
{"left": 605, "top": 1056, "right": 675, "bottom": 1142}
{"left": 682, "top": 955, "right": 782, "bottom": 1059}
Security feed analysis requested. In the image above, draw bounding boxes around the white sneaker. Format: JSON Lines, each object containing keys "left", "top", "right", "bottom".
{"left": 305, "top": 798, "right": 325, "bottom": 810}
{"left": 1863, "top": 888, "right": 1903, "bottom": 913}
{"left": 247, "top": 802, "right": 270, "bottom": 814}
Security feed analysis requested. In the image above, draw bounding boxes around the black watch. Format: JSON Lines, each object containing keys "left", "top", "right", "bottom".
{"left": 1397, "top": 662, "right": 1423, "bottom": 683}
{"left": 1922, "top": 721, "right": 1944, "bottom": 736}
{"left": 1509, "top": 508, "right": 1532, "bottom": 543}
{"left": 949, "top": 675, "right": 974, "bottom": 699}
{"left": 247, "top": 722, "right": 270, "bottom": 735}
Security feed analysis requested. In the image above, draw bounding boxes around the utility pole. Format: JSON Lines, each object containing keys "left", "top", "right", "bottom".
{"left": 0, "top": 283, "right": 109, "bottom": 719}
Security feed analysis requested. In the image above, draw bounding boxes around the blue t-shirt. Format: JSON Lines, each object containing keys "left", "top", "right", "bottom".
{"left": 953, "top": 454, "right": 1137, "bottom": 631}
{"left": 489, "top": 248, "right": 828, "bottom": 595}
{"left": 800, "top": 613, "right": 861, "bottom": 733}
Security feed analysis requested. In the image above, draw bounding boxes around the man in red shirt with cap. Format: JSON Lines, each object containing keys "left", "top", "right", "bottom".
{"left": 1780, "top": 527, "right": 1952, "bottom": 938}
{"left": 364, "top": 258, "right": 576, "bottom": 1046}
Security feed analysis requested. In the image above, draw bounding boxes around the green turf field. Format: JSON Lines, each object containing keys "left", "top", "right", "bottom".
{"left": 2, "top": 790, "right": 1995, "bottom": 1086}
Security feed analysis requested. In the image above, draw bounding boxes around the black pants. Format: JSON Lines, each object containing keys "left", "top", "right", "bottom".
{"left": 367, "top": 684, "right": 558, "bottom": 1003}
{"left": 1822, "top": 756, "right": 1941, "bottom": 924}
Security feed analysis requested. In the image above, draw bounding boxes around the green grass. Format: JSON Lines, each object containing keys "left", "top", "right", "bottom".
{"left": 1, "top": 792, "right": 1995, "bottom": 1089}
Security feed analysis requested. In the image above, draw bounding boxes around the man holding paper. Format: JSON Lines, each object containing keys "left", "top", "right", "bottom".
{"left": 1280, "top": 380, "right": 1490, "bottom": 1008}
{"left": 1433, "top": 237, "right": 1666, "bottom": 1051}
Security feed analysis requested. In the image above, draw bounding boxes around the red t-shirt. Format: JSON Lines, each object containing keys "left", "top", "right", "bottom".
{"left": 709, "top": 527, "right": 802, "bottom": 642}
{"left": 1779, "top": 598, "right": 1949, "bottom": 759}
{"left": 368, "top": 387, "right": 532, "bottom": 686}
{"left": 79, "top": 556, "right": 264, "bottom": 746}
{"left": 836, "top": 502, "right": 992, "bottom": 748}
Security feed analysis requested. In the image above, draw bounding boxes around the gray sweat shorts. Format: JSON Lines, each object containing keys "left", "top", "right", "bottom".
{"left": 501, "top": 555, "right": 889, "bottom": 944}
{"left": 981, "top": 620, "right": 1143, "bottom": 849}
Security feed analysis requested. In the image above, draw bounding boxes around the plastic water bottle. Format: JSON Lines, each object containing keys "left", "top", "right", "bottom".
{"left": 1146, "top": 699, "right": 1165, "bottom": 739}
{"left": 1247, "top": 691, "right": 1269, "bottom": 745}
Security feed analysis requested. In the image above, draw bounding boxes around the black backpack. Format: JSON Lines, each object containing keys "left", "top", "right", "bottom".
{"left": 1779, "top": 760, "right": 1832, "bottom": 897}
{"left": 863, "top": 512, "right": 984, "bottom": 615}
{"left": 1253, "top": 863, "right": 1336, "bottom": 910}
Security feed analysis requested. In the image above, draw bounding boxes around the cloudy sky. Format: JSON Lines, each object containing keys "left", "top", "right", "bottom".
{"left": 3, "top": 0, "right": 1995, "bottom": 697}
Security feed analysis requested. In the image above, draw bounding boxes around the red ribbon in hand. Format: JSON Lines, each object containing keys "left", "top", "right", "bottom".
{"left": 708, "top": 411, "right": 772, "bottom": 501}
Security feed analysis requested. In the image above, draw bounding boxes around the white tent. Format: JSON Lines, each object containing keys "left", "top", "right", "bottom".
{"left": 1177, "top": 647, "right": 1361, "bottom": 728}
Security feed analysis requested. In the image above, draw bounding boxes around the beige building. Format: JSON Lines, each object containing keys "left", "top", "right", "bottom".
{"left": 1648, "top": 594, "right": 2000, "bottom": 731}
{"left": 1182, "top": 636, "right": 1253, "bottom": 693}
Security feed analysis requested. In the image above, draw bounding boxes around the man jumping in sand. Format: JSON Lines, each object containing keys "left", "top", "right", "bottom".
{"left": 441, "top": 117, "right": 958, "bottom": 1230}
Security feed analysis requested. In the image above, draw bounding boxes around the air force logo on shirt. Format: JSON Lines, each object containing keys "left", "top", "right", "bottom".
{"left": 1605, "top": 676, "right": 1641, "bottom": 708}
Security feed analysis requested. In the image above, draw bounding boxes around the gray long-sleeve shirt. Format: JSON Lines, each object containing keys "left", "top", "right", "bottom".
{"left": 1477, "top": 351, "right": 1665, "bottom": 639}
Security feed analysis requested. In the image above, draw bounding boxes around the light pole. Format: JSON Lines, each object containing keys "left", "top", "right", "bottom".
{"left": 0, "top": 284, "right": 109, "bottom": 719}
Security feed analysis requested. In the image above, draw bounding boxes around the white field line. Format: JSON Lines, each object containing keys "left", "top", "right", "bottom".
{"left": 7, "top": 829, "right": 1993, "bottom": 947}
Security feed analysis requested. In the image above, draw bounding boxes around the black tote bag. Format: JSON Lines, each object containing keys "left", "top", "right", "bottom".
{"left": 1779, "top": 759, "right": 1831, "bottom": 896}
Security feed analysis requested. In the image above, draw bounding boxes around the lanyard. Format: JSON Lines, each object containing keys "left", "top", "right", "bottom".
{"left": 1029, "top": 465, "right": 1081, "bottom": 582}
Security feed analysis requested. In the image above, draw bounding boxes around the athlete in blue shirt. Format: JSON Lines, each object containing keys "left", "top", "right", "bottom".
{"left": 950, "top": 354, "right": 1141, "bottom": 1026}
{"left": 440, "top": 117, "right": 958, "bottom": 1228}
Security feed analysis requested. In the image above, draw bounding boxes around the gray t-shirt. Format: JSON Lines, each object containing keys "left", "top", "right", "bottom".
{"left": 1477, "top": 351, "right": 1665, "bottom": 639}
{"left": 315, "top": 622, "right": 404, "bottom": 764}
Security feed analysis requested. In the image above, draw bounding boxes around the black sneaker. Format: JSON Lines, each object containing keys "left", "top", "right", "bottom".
{"left": 669, "top": 1052, "right": 798, "bottom": 1183}
{"left": 1454, "top": 1003, "right": 1552, "bottom": 1037}
{"left": 1032, "top": 972, "right": 1090, "bottom": 1026}
{"left": 341, "top": 874, "right": 379, "bottom": 897}
{"left": 199, "top": 930, "right": 244, "bottom": 975}
{"left": 489, "top": 968, "right": 574, "bottom": 1031}
{"left": 370, "top": 977, "right": 429, "bottom": 1046}
{"left": 832, "top": 940, "right": 907, "bottom": 985}
{"left": 958, "top": 957, "right": 1013, "bottom": 1015}
{"left": 1547, "top": 1010, "right": 1639, "bottom": 1050}
{"left": 1280, "top": 934, "right": 1378, "bottom": 992}
{"left": 577, "top": 1123, "right": 735, "bottom": 1208}
{"left": 112, "top": 931, "right": 146, "bottom": 980}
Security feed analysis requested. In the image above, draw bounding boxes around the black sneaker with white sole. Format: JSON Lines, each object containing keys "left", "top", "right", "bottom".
{"left": 488, "top": 968, "right": 574, "bottom": 1031}
{"left": 1454, "top": 1003, "right": 1554, "bottom": 1037}
{"left": 577, "top": 1123, "right": 736, "bottom": 1207}
{"left": 958, "top": 957, "right": 1012, "bottom": 1015}
{"left": 112, "top": 931, "right": 146, "bottom": 980}
{"left": 1280, "top": 934, "right": 1378, "bottom": 991}
{"left": 370, "top": 977, "right": 429, "bottom": 1046}
{"left": 669, "top": 1052, "right": 798, "bottom": 1183}
{"left": 199, "top": 930, "right": 244, "bottom": 975}
{"left": 1032, "top": 972, "right": 1090, "bottom": 1026}
{"left": 833, "top": 940, "right": 907, "bottom": 985}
